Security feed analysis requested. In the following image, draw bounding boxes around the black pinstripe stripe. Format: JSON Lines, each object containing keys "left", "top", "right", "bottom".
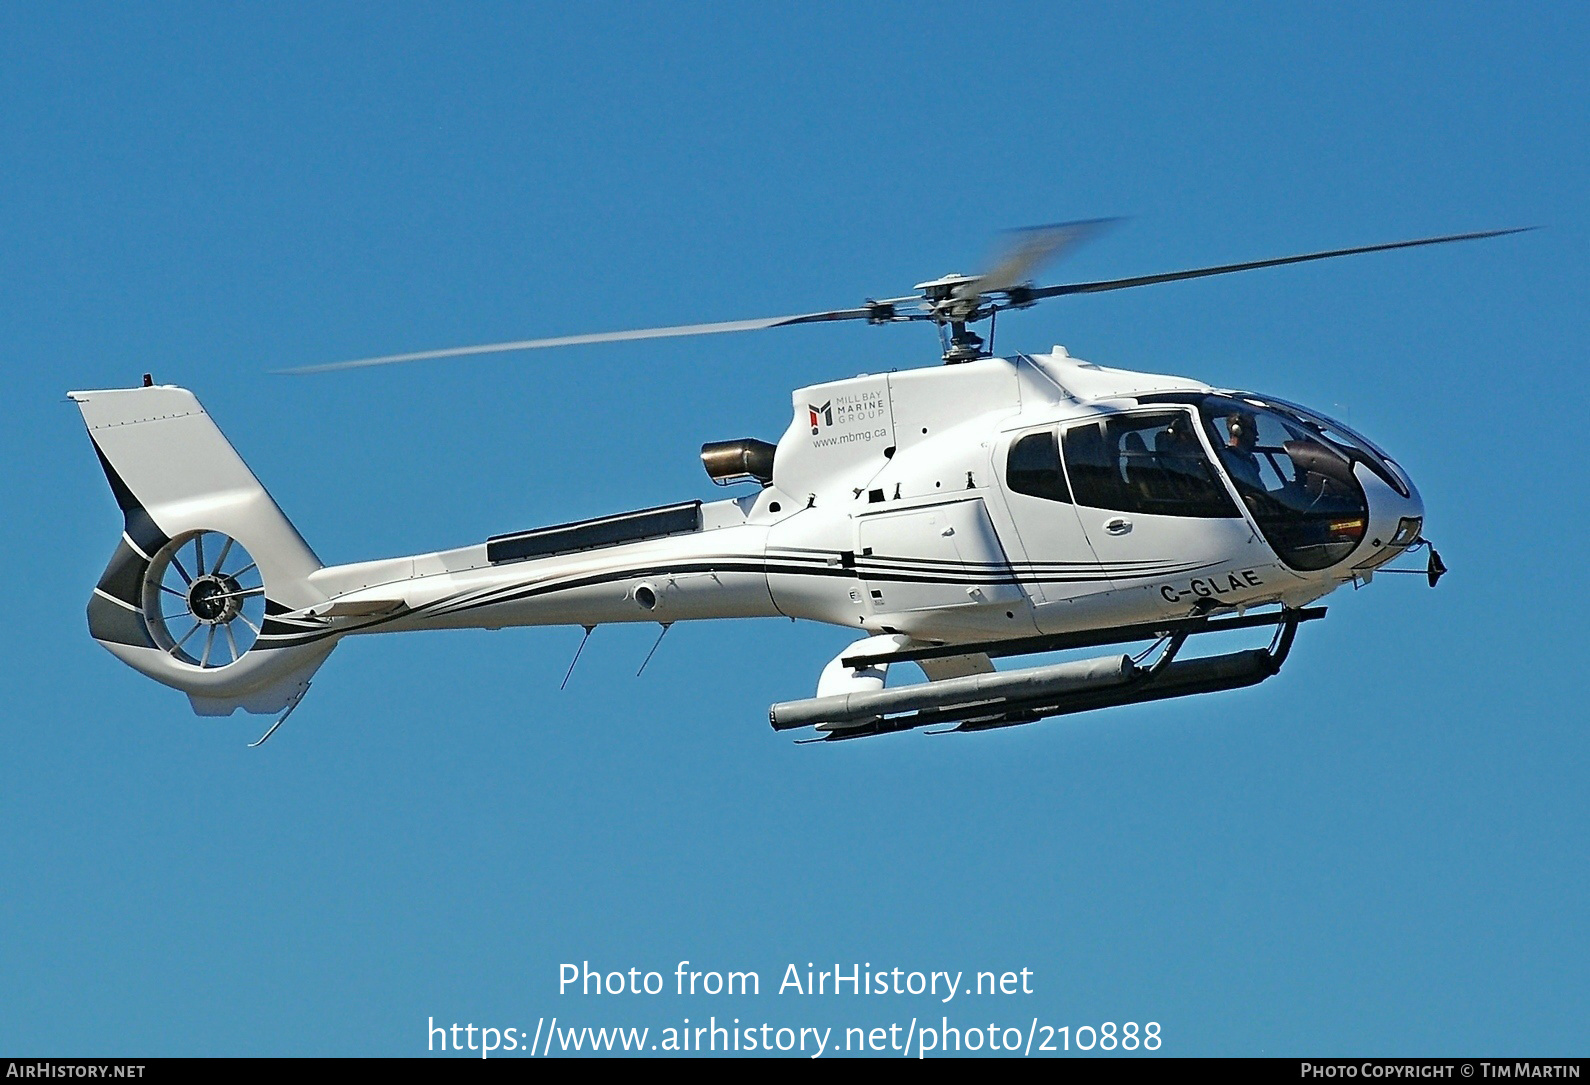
{"left": 253, "top": 552, "right": 1221, "bottom": 650}
{"left": 769, "top": 544, "right": 1190, "bottom": 572}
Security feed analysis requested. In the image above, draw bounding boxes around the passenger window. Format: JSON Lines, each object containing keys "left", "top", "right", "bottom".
{"left": 1006, "top": 430, "right": 1071, "bottom": 503}
{"left": 1063, "top": 413, "right": 1238, "bottom": 518}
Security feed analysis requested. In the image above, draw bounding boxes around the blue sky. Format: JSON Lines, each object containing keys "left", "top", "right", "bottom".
{"left": 2, "top": 3, "right": 1585, "bottom": 1056}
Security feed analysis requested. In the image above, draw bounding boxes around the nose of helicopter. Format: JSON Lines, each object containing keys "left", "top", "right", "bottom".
{"left": 1352, "top": 460, "right": 1426, "bottom": 576}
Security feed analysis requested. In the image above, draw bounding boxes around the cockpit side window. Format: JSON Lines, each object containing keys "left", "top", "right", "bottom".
{"left": 1062, "top": 412, "right": 1239, "bottom": 518}
{"left": 1006, "top": 429, "right": 1072, "bottom": 503}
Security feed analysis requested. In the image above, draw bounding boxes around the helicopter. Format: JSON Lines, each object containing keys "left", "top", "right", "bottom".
{"left": 72, "top": 222, "right": 1519, "bottom": 743}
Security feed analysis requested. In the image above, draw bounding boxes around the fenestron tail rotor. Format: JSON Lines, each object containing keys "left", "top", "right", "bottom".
{"left": 282, "top": 223, "right": 1531, "bottom": 372}
{"left": 144, "top": 531, "right": 266, "bottom": 669}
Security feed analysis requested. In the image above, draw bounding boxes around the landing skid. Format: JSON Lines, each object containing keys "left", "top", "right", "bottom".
{"left": 772, "top": 607, "right": 1322, "bottom": 742}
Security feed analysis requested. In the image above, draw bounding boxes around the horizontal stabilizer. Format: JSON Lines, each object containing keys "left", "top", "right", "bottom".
{"left": 300, "top": 598, "right": 408, "bottom": 619}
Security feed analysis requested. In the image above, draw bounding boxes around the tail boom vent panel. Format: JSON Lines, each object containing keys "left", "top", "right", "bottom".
{"left": 487, "top": 501, "right": 703, "bottom": 565}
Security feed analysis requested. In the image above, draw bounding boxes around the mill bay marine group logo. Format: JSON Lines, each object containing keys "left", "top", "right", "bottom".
{"left": 808, "top": 389, "right": 889, "bottom": 446}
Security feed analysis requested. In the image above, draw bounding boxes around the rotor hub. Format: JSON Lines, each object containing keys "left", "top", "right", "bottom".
{"left": 186, "top": 573, "right": 244, "bottom": 625}
{"left": 142, "top": 531, "right": 267, "bottom": 668}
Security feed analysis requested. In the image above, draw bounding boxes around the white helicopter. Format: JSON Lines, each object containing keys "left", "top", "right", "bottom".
{"left": 73, "top": 223, "right": 1518, "bottom": 743}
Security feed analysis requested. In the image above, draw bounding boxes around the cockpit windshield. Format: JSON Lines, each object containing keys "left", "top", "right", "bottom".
{"left": 1193, "top": 396, "right": 1372, "bottom": 571}
{"left": 1250, "top": 395, "right": 1410, "bottom": 498}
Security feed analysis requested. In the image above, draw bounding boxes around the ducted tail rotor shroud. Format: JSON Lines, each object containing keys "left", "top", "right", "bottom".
{"left": 142, "top": 531, "right": 266, "bottom": 669}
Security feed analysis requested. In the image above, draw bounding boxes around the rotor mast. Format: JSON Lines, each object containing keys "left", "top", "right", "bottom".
{"left": 913, "top": 274, "right": 983, "bottom": 363}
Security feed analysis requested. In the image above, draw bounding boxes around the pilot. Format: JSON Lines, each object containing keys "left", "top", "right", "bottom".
{"left": 1222, "top": 411, "right": 1265, "bottom": 493}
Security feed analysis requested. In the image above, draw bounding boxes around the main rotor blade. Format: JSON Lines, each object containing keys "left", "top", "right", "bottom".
{"left": 281, "top": 308, "right": 879, "bottom": 374}
{"left": 1026, "top": 227, "right": 1532, "bottom": 301}
{"left": 958, "top": 217, "right": 1120, "bottom": 299}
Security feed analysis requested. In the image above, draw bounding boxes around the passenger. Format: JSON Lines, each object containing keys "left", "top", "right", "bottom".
{"left": 1152, "top": 417, "right": 1203, "bottom": 498}
{"left": 1157, "top": 417, "right": 1199, "bottom": 458}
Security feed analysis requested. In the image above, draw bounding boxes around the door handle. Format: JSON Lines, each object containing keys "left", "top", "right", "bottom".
{"left": 1104, "top": 517, "right": 1133, "bottom": 536}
